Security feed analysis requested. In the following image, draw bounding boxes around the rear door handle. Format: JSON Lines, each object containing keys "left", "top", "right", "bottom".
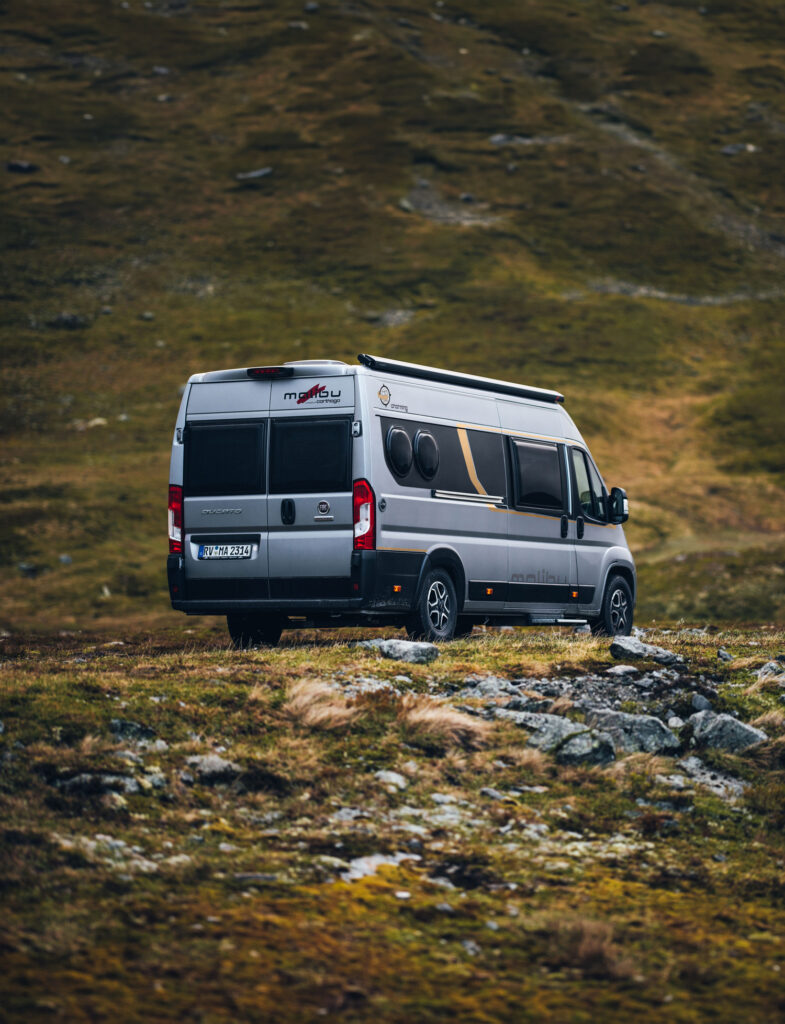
{"left": 560, "top": 515, "right": 568, "bottom": 538}
{"left": 577, "top": 515, "right": 584, "bottom": 540}
{"left": 281, "top": 499, "right": 295, "bottom": 525}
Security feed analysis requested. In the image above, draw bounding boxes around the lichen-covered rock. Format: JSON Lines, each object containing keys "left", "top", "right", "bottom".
{"left": 688, "top": 711, "right": 767, "bottom": 752}
{"left": 494, "top": 709, "right": 584, "bottom": 749}
{"left": 756, "top": 660, "right": 785, "bottom": 680}
{"left": 375, "top": 770, "right": 408, "bottom": 791}
{"left": 586, "top": 710, "right": 680, "bottom": 755}
{"left": 57, "top": 773, "right": 141, "bottom": 795}
{"left": 110, "top": 718, "right": 156, "bottom": 742}
{"left": 555, "top": 730, "right": 616, "bottom": 766}
{"left": 185, "top": 753, "right": 241, "bottom": 784}
{"left": 610, "top": 635, "right": 684, "bottom": 666}
{"left": 357, "top": 638, "right": 439, "bottom": 664}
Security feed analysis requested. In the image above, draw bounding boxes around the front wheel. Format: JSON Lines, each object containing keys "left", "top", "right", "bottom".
{"left": 406, "top": 569, "right": 458, "bottom": 642}
{"left": 227, "top": 613, "right": 284, "bottom": 650}
{"left": 590, "top": 576, "right": 633, "bottom": 637}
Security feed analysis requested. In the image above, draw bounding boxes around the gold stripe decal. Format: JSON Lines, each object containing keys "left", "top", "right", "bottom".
{"left": 457, "top": 427, "right": 487, "bottom": 495}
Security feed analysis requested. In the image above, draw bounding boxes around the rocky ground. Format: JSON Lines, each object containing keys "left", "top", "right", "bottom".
{"left": 1, "top": 625, "right": 785, "bottom": 1021}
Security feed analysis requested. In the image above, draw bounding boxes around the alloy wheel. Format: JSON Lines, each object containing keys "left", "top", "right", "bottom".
{"left": 427, "top": 580, "right": 451, "bottom": 632}
{"left": 609, "top": 588, "right": 629, "bottom": 634}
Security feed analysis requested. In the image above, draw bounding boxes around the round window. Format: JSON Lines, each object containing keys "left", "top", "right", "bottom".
{"left": 386, "top": 426, "right": 413, "bottom": 477}
{"left": 414, "top": 430, "right": 439, "bottom": 480}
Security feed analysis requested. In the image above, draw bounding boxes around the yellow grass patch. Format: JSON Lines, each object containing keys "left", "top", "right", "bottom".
{"left": 282, "top": 680, "right": 361, "bottom": 731}
{"left": 397, "top": 695, "right": 490, "bottom": 749}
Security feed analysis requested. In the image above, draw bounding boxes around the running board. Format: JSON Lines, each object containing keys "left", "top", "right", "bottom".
{"left": 530, "top": 617, "right": 588, "bottom": 626}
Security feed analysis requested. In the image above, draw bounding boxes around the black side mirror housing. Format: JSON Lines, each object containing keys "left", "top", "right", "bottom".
{"left": 609, "top": 486, "right": 629, "bottom": 524}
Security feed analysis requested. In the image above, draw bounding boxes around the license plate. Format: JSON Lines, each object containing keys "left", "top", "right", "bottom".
{"left": 198, "top": 544, "right": 252, "bottom": 560}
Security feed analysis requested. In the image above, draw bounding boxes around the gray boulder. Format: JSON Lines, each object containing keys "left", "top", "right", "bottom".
{"left": 610, "top": 635, "right": 684, "bottom": 666}
{"left": 556, "top": 730, "right": 616, "bottom": 766}
{"left": 586, "top": 710, "right": 680, "bottom": 755}
{"left": 466, "top": 674, "right": 517, "bottom": 697}
{"left": 58, "top": 773, "right": 141, "bottom": 795}
{"left": 185, "top": 754, "right": 241, "bottom": 784}
{"left": 357, "top": 638, "right": 439, "bottom": 664}
{"left": 688, "top": 711, "right": 767, "bottom": 752}
{"left": 495, "top": 709, "right": 614, "bottom": 764}
{"left": 757, "top": 660, "right": 785, "bottom": 680}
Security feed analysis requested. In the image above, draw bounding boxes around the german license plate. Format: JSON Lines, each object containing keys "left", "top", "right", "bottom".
{"left": 198, "top": 544, "right": 252, "bottom": 560}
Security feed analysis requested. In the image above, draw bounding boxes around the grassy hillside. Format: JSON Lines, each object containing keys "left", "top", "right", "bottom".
{"left": 2, "top": 0, "right": 785, "bottom": 630}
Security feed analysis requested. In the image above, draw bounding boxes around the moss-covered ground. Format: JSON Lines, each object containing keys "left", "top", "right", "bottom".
{"left": 2, "top": 626, "right": 785, "bottom": 1021}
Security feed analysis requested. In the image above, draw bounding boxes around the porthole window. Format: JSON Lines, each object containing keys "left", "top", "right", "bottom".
{"left": 413, "top": 430, "right": 439, "bottom": 480}
{"left": 386, "top": 426, "right": 413, "bottom": 477}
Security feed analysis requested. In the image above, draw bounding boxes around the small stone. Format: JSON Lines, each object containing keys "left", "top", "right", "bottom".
{"left": 7, "top": 159, "right": 39, "bottom": 173}
{"left": 153, "top": 65, "right": 169, "bottom": 75}
{"left": 610, "top": 635, "right": 684, "bottom": 666}
{"left": 304, "top": 1, "right": 320, "bottom": 10}
{"left": 431, "top": 793, "right": 456, "bottom": 805}
{"left": 692, "top": 693, "right": 712, "bottom": 712}
{"left": 357, "top": 638, "right": 439, "bottom": 664}
{"left": 394, "top": 890, "right": 411, "bottom": 899}
{"left": 48, "top": 312, "right": 89, "bottom": 330}
{"left": 717, "top": 648, "right": 733, "bottom": 662}
{"left": 375, "top": 770, "right": 408, "bottom": 791}
{"left": 606, "top": 664, "right": 638, "bottom": 677}
{"left": 556, "top": 730, "right": 616, "bottom": 766}
{"left": 110, "top": 718, "right": 156, "bottom": 742}
{"left": 58, "top": 553, "right": 72, "bottom": 565}
{"left": 757, "top": 661, "right": 785, "bottom": 679}
{"left": 461, "top": 939, "right": 481, "bottom": 956}
{"left": 236, "top": 166, "right": 273, "bottom": 181}
{"left": 668, "top": 716, "right": 685, "bottom": 730}
{"left": 651, "top": 29, "right": 668, "bottom": 37}
{"left": 140, "top": 311, "right": 155, "bottom": 321}
{"left": 573, "top": 623, "right": 591, "bottom": 634}
{"left": 479, "top": 787, "right": 506, "bottom": 801}
{"left": 17, "top": 562, "right": 38, "bottom": 578}
{"left": 186, "top": 753, "right": 241, "bottom": 784}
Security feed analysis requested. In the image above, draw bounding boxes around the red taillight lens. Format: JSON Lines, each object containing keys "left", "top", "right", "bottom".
{"left": 168, "top": 484, "right": 183, "bottom": 554}
{"left": 352, "top": 478, "right": 375, "bottom": 551}
{"left": 246, "top": 366, "right": 294, "bottom": 379}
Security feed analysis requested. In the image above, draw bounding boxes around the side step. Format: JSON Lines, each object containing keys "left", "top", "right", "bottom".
{"left": 531, "top": 617, "right": 589, "bottom": 626}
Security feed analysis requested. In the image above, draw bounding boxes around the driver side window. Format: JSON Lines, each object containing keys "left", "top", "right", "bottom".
{"left": 571, "top": 449, "right": 607, "bottom": 522}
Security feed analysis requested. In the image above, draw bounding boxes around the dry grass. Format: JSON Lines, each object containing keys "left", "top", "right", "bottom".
{"left": 603, "top": 753, "right": 670, "bottom": 783}
{"left": 752, "top": 710, "right": 785, "bottom": 733}
{"left": 549, "top": 696, "right": 575, "bottom": 715}
{"left": 543, "top": 917, "right": 637, "bottom": 980}
{"left": 397, "top": 696, "right": 490, "bottom": 750}
{"left": 282, "top": 680, "right": 361, "bottom": 731}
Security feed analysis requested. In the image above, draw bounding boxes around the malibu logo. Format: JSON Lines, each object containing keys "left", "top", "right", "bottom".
{"left": 283, "top": 382, "right": 343, "bottom": 405}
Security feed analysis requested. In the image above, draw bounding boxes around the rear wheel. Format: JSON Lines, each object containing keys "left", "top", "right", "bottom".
{"left": 406, "top": 568, "right": 458, "bottom": 642}
{"left": 590, "top": 576, "right": 633, "bottom": 637}
{"left": 227, "top": 613, "right": 284, "bottom": 650}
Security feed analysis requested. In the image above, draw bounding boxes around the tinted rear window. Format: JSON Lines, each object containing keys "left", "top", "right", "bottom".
{"left": 270, "top": 417, "right": 351, "bottom": 494}
{"left": 185, "top": 422, "right": 264, "bottom": 496}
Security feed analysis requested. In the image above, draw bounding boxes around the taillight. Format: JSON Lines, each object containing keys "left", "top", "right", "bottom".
{"left": 352, "top": 478, "right": 375, "bottom": 551}
{"left": 168, "top": 485, "right": 183, "bottom": 554}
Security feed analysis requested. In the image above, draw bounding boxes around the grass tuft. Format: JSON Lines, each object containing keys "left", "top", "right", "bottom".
{"left": 397, "top": 695, "right": 490, "bottom": 750}
{"left": 282, "top": 680, "right": 361, "bottom": 731}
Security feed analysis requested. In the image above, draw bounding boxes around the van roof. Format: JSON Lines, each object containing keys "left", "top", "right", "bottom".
{"left": 195, "top": 355, "right": 564, "bottom": 404}
{"left": 357, "top": 354, "right": 564, "bottom": 404}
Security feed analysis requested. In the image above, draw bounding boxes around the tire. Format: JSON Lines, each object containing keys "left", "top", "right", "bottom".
{"left": 406, "top": 568, "right": 459, "bottom": 642}
{"left": 454, "top": 616, "right": 476, "bottom": 639}
{"left": 590, "top": 576, "right": 633, "bottom": 637}
{"left": 227, "top": 613, "right": 284, "bottom": 650}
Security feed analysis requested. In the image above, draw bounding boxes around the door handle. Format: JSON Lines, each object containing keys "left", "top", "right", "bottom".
{"left": 560, "top": 515, "right": 568, "bottom": 539}
{"left": 577, "top": 515, "right": 584, "bottom": 540}
{"left": 281, "top": 499, "right": 295, "bottom": 525}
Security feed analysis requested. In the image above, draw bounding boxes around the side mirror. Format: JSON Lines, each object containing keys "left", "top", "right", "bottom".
{"left": 609, "top": 486, "right": 629, "bottom": 524}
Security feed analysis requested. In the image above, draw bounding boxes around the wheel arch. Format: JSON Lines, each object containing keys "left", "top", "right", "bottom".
{"left": 603, "top": 562, "right": 636, "bottom": 606}
{"left": 416, "top": 547, "right": 467, "bottom": 612}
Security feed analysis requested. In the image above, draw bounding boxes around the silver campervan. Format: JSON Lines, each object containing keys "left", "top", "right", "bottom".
{"left": 167, "top": 355, "right": 635, "bottom": 646}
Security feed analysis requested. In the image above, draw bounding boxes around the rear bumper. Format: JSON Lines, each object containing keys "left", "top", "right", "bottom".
{"left": 167, "top": 549, "right": 424, "bottom": 617}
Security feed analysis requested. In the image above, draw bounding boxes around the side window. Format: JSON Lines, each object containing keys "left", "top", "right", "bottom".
{"left": 511, "top": 439, "right": 564, "bottom": 513}
{"left": 571, "top": 449, "right": 593, "bottom": 518}
{"left": 571, "top": 449, "right": 606, "bottom": 521}
{"left": 380, "top": 418, "right": 505, "bottom": 496}
{"left": 586, "top": 457, "right": 608, "bottom": 522}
